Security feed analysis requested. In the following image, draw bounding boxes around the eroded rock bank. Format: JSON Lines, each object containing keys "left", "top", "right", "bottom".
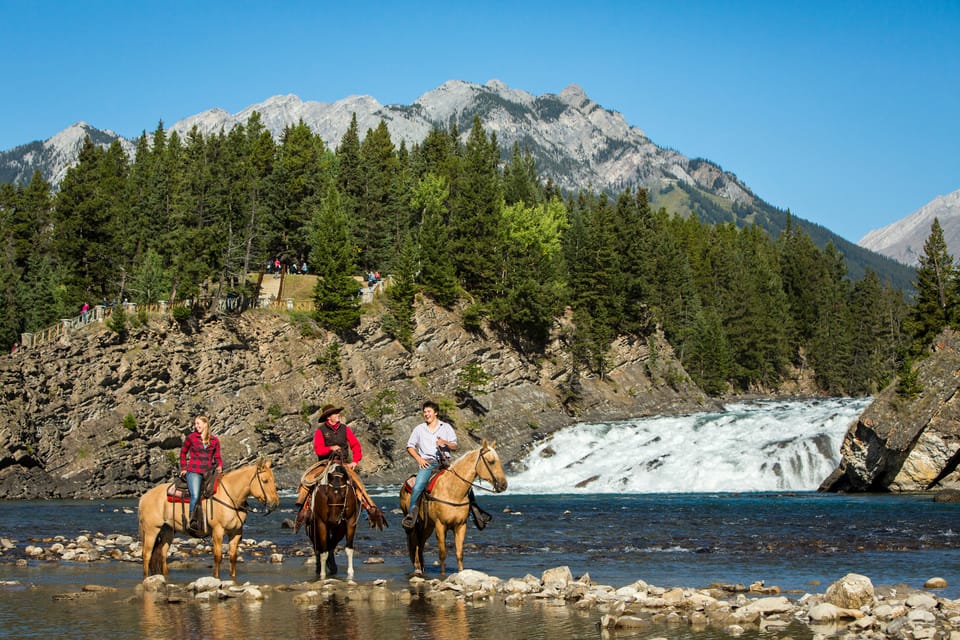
{"left": 0, "top": 302, "right": 714, "bottom": 499}
{"left": 821, "top": 328, "right": 960, "bottom": 494}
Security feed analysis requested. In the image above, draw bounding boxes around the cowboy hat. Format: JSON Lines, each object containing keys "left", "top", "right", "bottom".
{"left": 319, "top": 404, "right": 344, "bottom": 422}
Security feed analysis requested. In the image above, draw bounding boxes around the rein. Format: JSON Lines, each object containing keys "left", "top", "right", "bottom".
{"left": 428, "top": 448, "right": 501, "bottom": 507}
{"left": 211, "top": 465, "right": 275, "bottom": 517}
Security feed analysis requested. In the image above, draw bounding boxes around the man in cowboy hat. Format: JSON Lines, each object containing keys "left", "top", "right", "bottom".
{"left": 294, "top": 404, "right": 387, "bottom": 530}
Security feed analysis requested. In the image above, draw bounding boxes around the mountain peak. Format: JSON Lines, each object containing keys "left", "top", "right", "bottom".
{"left": 859, "top": 188, "right": 960, "bottom": 265}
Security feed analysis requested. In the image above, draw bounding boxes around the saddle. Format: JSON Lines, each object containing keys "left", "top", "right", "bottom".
{"left": 401, "top": 468, "right": 447, "bottom": 495}
{"left": 166, "top": 471, "right": 219, "bottom": 503}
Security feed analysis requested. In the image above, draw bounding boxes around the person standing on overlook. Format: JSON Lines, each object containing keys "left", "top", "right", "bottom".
{"left": 179, "top": 415, "right": 222, "bottom": 534}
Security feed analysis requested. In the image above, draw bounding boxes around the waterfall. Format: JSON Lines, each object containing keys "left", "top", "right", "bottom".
{"left": 506, "top": 397, "right": 870, "bottom": 494}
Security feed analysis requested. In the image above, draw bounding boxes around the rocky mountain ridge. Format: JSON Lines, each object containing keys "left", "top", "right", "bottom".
{"left": 2, "top": 80, "right": 754, "bottom": 207}
{"left": 0, "top": 78, "right": 917, "bottom": 290}
{"left": 858, "top": 188, "right": 960, "bottom": 266}
{"left": 0, "top": 300, "right": 713, "bottom": 500}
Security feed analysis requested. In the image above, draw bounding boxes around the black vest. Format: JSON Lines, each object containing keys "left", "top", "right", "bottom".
{"left": 317, "top": 422, "right": 349, "bottom": 461}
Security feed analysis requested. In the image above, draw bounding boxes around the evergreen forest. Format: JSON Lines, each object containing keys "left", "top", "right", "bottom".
{"left": 0, "top": 111, "right": 933, "bottom": 397}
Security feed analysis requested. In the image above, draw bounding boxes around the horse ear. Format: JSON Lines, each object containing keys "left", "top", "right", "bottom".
{"left": 481, "top": 438, "right": 488, "bottom": 448}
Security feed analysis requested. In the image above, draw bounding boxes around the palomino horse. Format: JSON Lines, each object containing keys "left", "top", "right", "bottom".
{"left": 304, "top": 457, "right": 388, "bottom": 580}
{"left": 400, "top": 439, "right": 508, "bottom": 575}
{"left": 138, "top": 458, "right": 280, "bottom": 579}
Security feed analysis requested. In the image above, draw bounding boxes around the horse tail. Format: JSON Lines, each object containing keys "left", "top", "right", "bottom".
{"left": 147, "top": 527, "right": 167, "bottom": 575}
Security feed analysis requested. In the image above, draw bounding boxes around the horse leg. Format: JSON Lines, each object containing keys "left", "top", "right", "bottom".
{"left": 325, "top": 529, "right": 339, "bottom": 576}
{"left": 315, "top": 521, "right": 328, "bottom": 579}
{"left": 453, "top": 523, "right": 467, "bottom": 572}
{"left": 345, "top": 523, "right": 355, "bottom": 579}
{"left": 212, "top": 529, "right": 223, "bottom": 579}
{"left": 158, "top": 527, "right": 173, "bottom": 576}
{"left": 434, "top": 521, "right": 448, "bottom": 575}
{"left": 226, "top": 530, "right": 241, "bottom": 580}
{"left": 141, "top": 527, "right": 155, "bottom": 577}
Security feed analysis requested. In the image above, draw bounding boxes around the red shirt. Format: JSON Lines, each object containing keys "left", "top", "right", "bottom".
{"left": 180, "top": 431, "right": 223, "bottom": 474}
{"left": 313, "top": 420, "right": 362, "bottom": 463}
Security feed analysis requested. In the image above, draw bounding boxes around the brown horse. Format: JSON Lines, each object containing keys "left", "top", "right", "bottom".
{"left": 305, "top": 461, "right": 361, "bottom": 580}
{"left": 138, "top": 458, "right": 280, "bottom": 579}
{"left": 400, "top": 439, "right": 508, "bottom": 575}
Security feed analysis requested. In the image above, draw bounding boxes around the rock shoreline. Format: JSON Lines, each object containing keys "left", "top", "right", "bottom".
{"left": 2, "top": 530, "right": 956, "bottom": 639}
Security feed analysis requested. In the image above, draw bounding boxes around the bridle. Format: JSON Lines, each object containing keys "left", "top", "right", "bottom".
{"left": 212, "top": 464, "right": 277, "bottom": 516}
{"left": 428, "top": 447, "right": 503, "bottom": 507}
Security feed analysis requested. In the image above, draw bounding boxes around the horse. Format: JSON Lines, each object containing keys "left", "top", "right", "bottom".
{"left": 303, "top": 456, "right": 388, "bottom": 580}
{"left": 138, "top": 457, "right": 280, "bottom": 579}
{"left": 399, "top": 439, "right": 508, "bottom": 575}
{"left": 304, "top": 460, "right": 360, "bottom": 580}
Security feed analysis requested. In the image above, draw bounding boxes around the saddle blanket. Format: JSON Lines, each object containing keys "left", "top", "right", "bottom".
{"left": 402, "top": 469, "right": 446, "bottom": 495}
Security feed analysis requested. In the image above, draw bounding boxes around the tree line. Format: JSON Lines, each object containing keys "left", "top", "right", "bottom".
{"left": 0, "top": 111, "right": 923, "bottom": 396}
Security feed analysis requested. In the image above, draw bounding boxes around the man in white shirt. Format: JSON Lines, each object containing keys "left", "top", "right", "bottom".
{"left": 402, "top": 400, "right": 492, "bottom": 530}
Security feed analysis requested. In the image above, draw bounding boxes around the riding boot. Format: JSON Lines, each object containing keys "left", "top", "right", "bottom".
{"left": 294, "top": 502, "right": 311, "bottom": 533}
{"left": 402, "top": 499, "right": 420, "bottom": 530}
{"left": 470, "top": 504, "right": 492, "bottom": 530}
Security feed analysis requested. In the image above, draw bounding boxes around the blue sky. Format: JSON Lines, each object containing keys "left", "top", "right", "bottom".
{"left": 2, "top": 0, "right": 958, "bottom": 244}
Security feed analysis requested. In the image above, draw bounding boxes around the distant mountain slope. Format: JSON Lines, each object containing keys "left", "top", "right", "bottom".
{"left": 0, "top": 79, "right": 916, "bottom": 291}
{"left": 858, "top": 189, "right": 960, "bottom": 267}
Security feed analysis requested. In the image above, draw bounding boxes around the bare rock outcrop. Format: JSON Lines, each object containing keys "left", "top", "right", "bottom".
{"left": 0, "top": 299, "right": 713, "bottom": 498}
{"left": 820, "top": 328, "right": 960, "bottom": 492}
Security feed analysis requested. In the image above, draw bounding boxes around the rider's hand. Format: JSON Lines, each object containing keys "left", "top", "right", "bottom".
{"left": 347, "top": 462, "right": 357, "bottom": 470}
{"left": 418, "top": 458, "right": 430, "bottom": 469}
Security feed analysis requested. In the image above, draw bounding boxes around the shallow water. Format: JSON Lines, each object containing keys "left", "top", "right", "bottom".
{"left": 0, "top": 492, "right": 957, "bottom": 639}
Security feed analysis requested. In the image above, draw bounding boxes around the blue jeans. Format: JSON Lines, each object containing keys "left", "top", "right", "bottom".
{"left": 186, "top": 472, "right": 202, "bottom": 518}
{"left": 408, "top": 461, "right": 438, "bottom": 519}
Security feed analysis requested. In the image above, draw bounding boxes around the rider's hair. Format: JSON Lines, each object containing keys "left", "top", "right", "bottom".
{"left": 196, "top": 415, "right": 211, "bottom": 446}
{"left": 422, "top": 400, "right": 439, "bottom": 413}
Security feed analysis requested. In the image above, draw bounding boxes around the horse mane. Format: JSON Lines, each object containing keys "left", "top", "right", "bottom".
{"left": 449, "top": 439, "right": 496, "bottom": 473}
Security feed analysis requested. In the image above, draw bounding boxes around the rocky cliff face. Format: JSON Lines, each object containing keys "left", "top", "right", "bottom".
{"left": 0, "top": 300, "right": 713, "bottom": 499}
{"left": 820, "top": 329, "right": 960, "bottom": 493}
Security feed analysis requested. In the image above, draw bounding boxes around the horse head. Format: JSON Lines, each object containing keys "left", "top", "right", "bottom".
{"left": 476, "top": 439, "right": 508, "bottom": 493}
{"left": 252, "top": 457, "right": 280, "bottom": 512}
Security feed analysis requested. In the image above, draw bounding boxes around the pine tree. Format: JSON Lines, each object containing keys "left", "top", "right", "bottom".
{"left": 448, "top": 116, "right": 503, "bottom": 299}
{"left": 0, "top": 238, "right": 20, "bottom": 349}
{"left": 308, "top": 185, "right": 360, "bottom": 335}
{"left": 808, "top": 244, "right": 854, "bottom": 394}
{"left": 906, "top": 217, "right": 956, "bottom": 352}
{"left": 385, "top": 230, "right": 418, "bottom": 350}
{"left": 52, "top": 137, "right": 115, "bottom": 308}
{"left": 503, "top": 142, "right": 540, "bottom": 205}
{"left": 357, "top": 120, "right": 400, "bottom": 271}
{"left": 336, "top": 113, "right": 363, "bottom": 231}
{"left": 411, "top": 173, "right": 459, "bottom": 306}
{"left": 267, "top": 120, "right": 329, "bottom": 269}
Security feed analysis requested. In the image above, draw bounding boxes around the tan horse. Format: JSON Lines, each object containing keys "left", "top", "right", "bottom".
{"left": 400, "top": 439, "right": 508, "bottom": 575}
{"left": 138, "top": 458, "right": 280, "bottom": 579}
